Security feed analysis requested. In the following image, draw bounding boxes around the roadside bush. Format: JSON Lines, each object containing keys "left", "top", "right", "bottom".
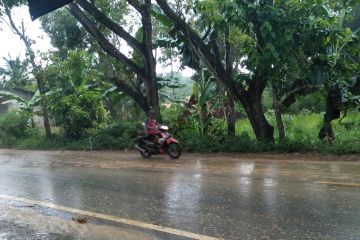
{"left": 8, "top": 110, "right": 360, "bottom": 155}
{"left": 86, "top": 123, "right": 139, "bottom": 150}
{"left": 15, "top": 122, "right": 140, "bottom": 151}
{"left": 48, "top": 89, "right": 107, "bottom": 139}
{"left": 177, "top": 111, "right": 360, "bottom": 155}
{"left": 0, "top": 111, "right": 30, "bottom": 146}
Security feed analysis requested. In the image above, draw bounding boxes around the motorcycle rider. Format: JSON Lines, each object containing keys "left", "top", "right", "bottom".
{"left": 145, "top": 110, "right": 165, "bottom": 152}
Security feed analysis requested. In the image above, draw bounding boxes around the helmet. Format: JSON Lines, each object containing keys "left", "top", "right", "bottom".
{"left": 148, "top": 110, "right": 155, "bottom": 117}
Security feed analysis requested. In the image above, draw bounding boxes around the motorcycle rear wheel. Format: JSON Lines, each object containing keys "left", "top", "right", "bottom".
{"left": 167, "top": 143, "right": 182, "bottom": 159}
{"left": 139, "top": 142, "right": 151, "bottom": 158}
{"left": 140, "top": 150, "right": 151, "bottom": 158}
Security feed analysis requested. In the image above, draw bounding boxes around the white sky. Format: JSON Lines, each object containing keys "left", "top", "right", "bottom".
{"left": 0, "top": 6, "right": 194, "bottom": 77}
{"left": 0, "top": 6, "right": 51, "bottom": 67}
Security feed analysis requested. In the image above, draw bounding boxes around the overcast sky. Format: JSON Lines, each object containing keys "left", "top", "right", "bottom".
{"left": 0, "top": 6, "right": 51, "bottom": 68}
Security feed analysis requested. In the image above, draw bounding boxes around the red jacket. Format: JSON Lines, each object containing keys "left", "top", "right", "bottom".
{"left": 146, "top": 118, "right": 159, "bottom": 135}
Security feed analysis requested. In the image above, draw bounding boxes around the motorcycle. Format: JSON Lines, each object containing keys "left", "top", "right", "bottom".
{"left": 135, "top": 125, "right": 182, "bottom": 159}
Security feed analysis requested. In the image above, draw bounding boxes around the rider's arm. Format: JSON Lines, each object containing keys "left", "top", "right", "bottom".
{"left": 146, "top": 119, "right": 158, "bottom": 130}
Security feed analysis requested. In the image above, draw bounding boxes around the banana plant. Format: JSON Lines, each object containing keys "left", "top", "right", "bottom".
{"left": 0, "top": 90, "right": 41, "bottom": 127}
{"left": 0, "top": 90, "right": 41, "bottom": 113}
{"left": 192, "top": 66, "right": 216, "bottom": 137}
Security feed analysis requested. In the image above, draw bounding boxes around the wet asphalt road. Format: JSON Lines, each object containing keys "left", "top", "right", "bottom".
{"left": 0, "top": 150, "right": 359, "bottom": 240}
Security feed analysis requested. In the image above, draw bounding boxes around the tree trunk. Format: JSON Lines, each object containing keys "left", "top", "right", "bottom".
{"left": 226, "top": 93, "right": 236, "bottom": 137}
{"left": 198, "top": 65, "right": 209, "bottom": 137}
{"left": 111, "top": 78, "right": 149, "bottom": 114}
{"left": 5, "top": 7, "right": 52, "bottom": 138}
{"left": 224, "top": 27, "right": 235, "bottom": 137}
{"left": 318, "top": 90, "right": 340, "bottom": 142}
{"left": 242, "top": 92, "right": 274, "bottom": 142}
{"left": 69, "top": 1, "right": 161, "bottom": 119}
{"left": 156, "top": 0, "right": 274, "bottom": 142}
{"left": 37, "top": 72, "right": 52, "bottom": 138}
{"left": 142, "top": 0, "right": 161, "bottom": 121}
{"left": 42, "top": 102, "right": 52, "bottom": 138}
{"left": 272, "top": 87, "right": 285, "bottom": 142}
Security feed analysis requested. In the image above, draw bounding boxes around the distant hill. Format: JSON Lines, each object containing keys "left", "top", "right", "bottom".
{"left": 158, "top": 72, "right": 193, "bottom": 101}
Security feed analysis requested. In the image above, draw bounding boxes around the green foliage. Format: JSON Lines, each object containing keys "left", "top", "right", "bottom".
{"left": 88, "top": 123, "right": 138, "bottom": 150}
{"left": 0, "top": 111, "right": 30, "bottom": 146}
{"left": 0, "top": 55, "right": 30, "bottom": 88}
{"left": 15, "top": 122, "right": 139, "bottom": 151}
{"left": 0, "top": 90, "right": 41, "bottom": 113}
{"left": 192, "top": 69, "right": 217, "bottom": 136}
{"left": 3, "top": 0, "right": 359, "bottom": 153}
{"left": 0, "top": 0, "right": 26, "bottom": 11}
{"left": 41, "top": 9, "right": 87, "bottom": 58}
{"left": 9, "top": 110, "right": 360, "bottom": 155}
{"left": 48, "top": 88, "right": 106, "bottom": 139}
{"left": 45, "top": 50, "right": 103, "bottom": 90}
{"left": 286, "top": 92, "right": 326, "bottom": 113}
{"left": 45, "top": 49, "right": 108, "bottom": 139}
{"left": 0, "top": 90, "right": 27, "bottom": 105}
{"left": 177, "top": 111, "right": 360, "bottom": 155}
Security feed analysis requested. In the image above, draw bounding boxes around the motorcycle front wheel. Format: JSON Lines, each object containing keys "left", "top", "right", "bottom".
{"left": 167, "top": 142, "right": 182, "bottom": 159}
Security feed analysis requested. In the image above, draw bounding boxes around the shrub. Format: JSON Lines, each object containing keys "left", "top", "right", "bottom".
{"left": 7, "top": 108, "right": 360, "bottom": 155}
{"left": 87, "top": 123, "right": 139, "bottom": 150}
{"left": 0, "top": 111, "right": 30, "bottom": 146}
{"left": 48, "top": 89, "right": 107, "bottom": 139}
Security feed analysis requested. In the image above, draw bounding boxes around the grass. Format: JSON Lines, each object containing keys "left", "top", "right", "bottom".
{"left": 235, "top": 111, "right": 359, "bottom": 142}
{"left": 182, "top": 111, "right": 360, "bottom": 155}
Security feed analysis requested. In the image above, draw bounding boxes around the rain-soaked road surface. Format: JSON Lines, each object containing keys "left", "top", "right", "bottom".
{"left": 0, "top": 149, "right": 359, "bottom": 240}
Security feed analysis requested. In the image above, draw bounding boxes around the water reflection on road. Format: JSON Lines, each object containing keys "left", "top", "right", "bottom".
{"left": 0, "top": 150, "right": 359, "bottom": 239}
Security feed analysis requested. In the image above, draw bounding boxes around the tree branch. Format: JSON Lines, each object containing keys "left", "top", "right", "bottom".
{"left": 4, "top": 5, "right": 52, "bottom": 137}
{"left": 155, "top": 0, "right": 246, "bottom": 99}
{"left": 111, "top": 77, "right": 149, "bottom": 112}
{"left": 75, "top": 0, "right": 145, "bottom": 58}
{"left": 209, "top": 28, "right": 222, "bottom": 69}
{"left": 225, "top": 26, "right": 233, "bottom": 76}
{"left": 68, "top": 3, "right": 148, "bottom": 81}
{"left": 126, "top": 0, "right": 142, "bottom": 13}
{"left": 280, "top": 85, "right": 320, "bottom": 109}
{"left": 4, "top": 6, "right": 36, "bottom": 67}
{"left": 201, "top": 25, "right": 213, "bottom": 41}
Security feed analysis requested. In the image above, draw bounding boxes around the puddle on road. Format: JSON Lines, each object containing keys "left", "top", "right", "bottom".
{"left": 0, "top": 204, "right": 158, "bottom": 240}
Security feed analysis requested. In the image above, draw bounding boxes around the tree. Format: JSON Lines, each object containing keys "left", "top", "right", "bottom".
{"left": 45, "top": 50, "right": 107, "bottom": 139}
{"left": 269, "top": 2, "right": 360, "bottom": 142}
{"left": 155, "top": 7, "right": 238, "bottom": 136}
{"left": 154, "top": 0, "right": 296, "bottom": 142}
{"left": 0, "top": 55, "right": 30, "bottom": 88}
{"left": 41, "top": 9, "right": 88, "bottom": 59}
{"left": 318, "top": 3, "right": 360, "bottom": 141}
{"left": 191, "top": 65, "right": 216, "bottom": 137}
{"left": 153, "top": 0, "right": 359, "bottom": 143}
{"left": 0, "top": 90, "right": 39, "bottom": 114}
{"left": 1, "top": 0, "right": 52, "bottom": 138}
{"left": 65, "top": 0, "right": 162, "bottom": 119}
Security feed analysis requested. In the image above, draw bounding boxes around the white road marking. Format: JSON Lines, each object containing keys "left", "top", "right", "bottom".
{"left": 0, "top": 195, "right": 221, "bottom": 240}
{"left": 315, "top": 181, "right": 360, "bottom": 187}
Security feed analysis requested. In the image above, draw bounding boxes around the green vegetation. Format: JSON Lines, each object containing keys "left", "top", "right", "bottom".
{"left": 0, "top": 0, "right": 359, "bottom": 155}
{"left": 1, "top": 110, "right": 358, "bottom": 155}
{"left": 0, "top": 112, "right": 31, "bottom": 146}
{"left": 48, "top": 89, "right": 107, "bottom": 139}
